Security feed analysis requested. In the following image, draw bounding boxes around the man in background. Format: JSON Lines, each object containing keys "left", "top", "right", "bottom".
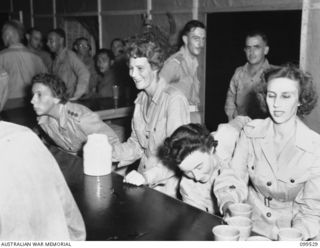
{"left": 0, "top": 20, "right": 47, "bottom": 109}
{"left": 47, "top": 28, "right": 90, "bottom": 100}
{"left": 26, "top": 27, "right": 52, "bottom": 70}
{"left": 224, "top": 31, "right": 272, "bottom": 120}
{"left": 160, "top": 20, "right": 206, "bottom": 123}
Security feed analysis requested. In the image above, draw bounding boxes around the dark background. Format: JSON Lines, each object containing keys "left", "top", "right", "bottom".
{"left": 205, "top": 10, "right": 302, "bottom": 131}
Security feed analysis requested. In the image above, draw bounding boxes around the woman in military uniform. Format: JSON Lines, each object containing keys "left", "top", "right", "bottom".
{"left": 214, "top": 64, "right": 320, "bottom": 240}
{"left": 112, "top": 38, "right": 190, "bottom": 197}
{"left": 31, "top": 73, "right": 120, "bottom": 155}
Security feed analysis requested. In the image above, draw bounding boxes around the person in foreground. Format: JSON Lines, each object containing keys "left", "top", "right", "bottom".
{"left": 31, "top": 73, "right": 119, "bottom": 155}
{"left": 158, "top": 123, "right": 220, "bottom": 213}
{"left": 0, "top": 121, "right": 85, "bottom": 240}
{"left": 113, "top": 38, "right": 190, "bottom": 197}
{"left": 214, "top": 64, "right": 320, "bottom": 240}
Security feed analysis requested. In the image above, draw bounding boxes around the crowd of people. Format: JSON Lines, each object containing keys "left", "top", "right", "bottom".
{"left": 0, "top": 18, "right": 320, "bottom": 242}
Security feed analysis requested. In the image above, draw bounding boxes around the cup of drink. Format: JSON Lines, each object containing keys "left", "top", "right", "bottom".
{"left": 278, "top": 228, "right": 303, "bottom": 241}
{"left": 212, "top": 225, "right": 240, "bottom": 241}
{"left": 225, "top": 216, "right": 252, "bottom": 241}
{"left": 229, "top": 203, "right": 252, "bottom": 218}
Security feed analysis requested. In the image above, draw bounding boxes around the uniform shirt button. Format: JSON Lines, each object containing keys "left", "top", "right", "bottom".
{"left": 251, "top": 166, "right": 254, "bottom": 170}
{"left": 266, "top": 181, "right": 272, "bottom": 186}
{"left": 290, "top": 179, "right": 295, "bottom": 183}
{"left": 266, "top": 212, "right": 272, "bottom": 217}
{"left": 146, "top": 135, "right": 149, "bottom": 139}
{"left": 75, "top": 113, "right": 79, "bottom": 117}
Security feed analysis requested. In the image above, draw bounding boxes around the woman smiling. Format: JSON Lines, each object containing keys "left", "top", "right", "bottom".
{"left": 112, "top": 38, "right": 190, "bottom": 197}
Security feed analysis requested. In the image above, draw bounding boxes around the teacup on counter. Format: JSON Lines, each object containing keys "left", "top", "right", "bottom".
{"left": 278, "top": 228, "right": 303, "bottom": 241}
{"left": 212, "top": 225, "right": 240, "bottom": 241}
{"left": 229, "top": 203, "right": 252, "bottom": 218}
{"left": 225, "top": 216, "right": 252, "bottom": 241}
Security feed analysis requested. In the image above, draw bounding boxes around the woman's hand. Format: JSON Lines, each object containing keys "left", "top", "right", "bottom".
{"left": 123, "top": 170, "right": 146, "bottom": 186}
{"left": 222, "top": 201, "right": 233, "bottom": 217}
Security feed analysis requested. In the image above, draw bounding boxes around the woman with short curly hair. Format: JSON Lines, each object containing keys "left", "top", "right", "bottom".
{"left": 214, "top": 64, "right": 320, "bottom": 240}
{"left": 112, "top": 38, "right": 190, "bottom": 197}
{"left": 158, "top": 123, "right": 220, "bottom": 213}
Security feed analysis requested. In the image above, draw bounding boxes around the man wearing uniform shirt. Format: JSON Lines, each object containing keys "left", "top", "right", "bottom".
{"left": 0, "top": 20, "right": 47, "bottom": 109}
{"left": 30, "top": 73, "right": 119, "bottom": 155}
{"left": 224, "top": 31, "right": 272, "bottom": 121}
{"left": 160, "top": 20, "right": 206, "bottom": 123}
{"left": 47, "top": 28, "right": 90, "bottom": 101}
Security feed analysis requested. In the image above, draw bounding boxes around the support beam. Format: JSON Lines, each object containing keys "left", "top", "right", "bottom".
{"left": 98, "top": 0, "right": 102, "bottom": 48}
{"left": 30, "top": 0, "right": 34, "bottom": 27}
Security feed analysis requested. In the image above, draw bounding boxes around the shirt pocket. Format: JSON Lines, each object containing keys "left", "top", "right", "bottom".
{"left": 278, "top": 173, "right": 309, "bottom": 201}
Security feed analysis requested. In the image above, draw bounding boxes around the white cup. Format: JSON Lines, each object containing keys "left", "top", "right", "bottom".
{"left": 247, "top": 235, "right": 271, "bottom": 241}
{"left": 278, "top": 228, "right": 303, "bottom": 241}
{"left": 212, "top": 225, "right": 240, "bottom": 241}
{"left": 225, "top": 216, "right": 252, "bottom": 241}
{"left": 229, "top": 203, "right": 253, "bottom": 218}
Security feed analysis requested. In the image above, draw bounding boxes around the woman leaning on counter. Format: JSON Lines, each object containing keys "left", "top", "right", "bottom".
{"left": 214, "top": 64, "right": 320, "bottom": 240}
{"left": 112, "top": 38, "right": 190, "bottom": 197}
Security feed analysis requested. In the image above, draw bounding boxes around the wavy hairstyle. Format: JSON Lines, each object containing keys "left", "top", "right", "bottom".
{"left": 126, "top": 38, "right": 165, "bottom": 72}
{"left": 256, "top": 64, "right": 318, "bottom": 116}
{"left": 158, "top": 123, "right": 217, "bottom": 169}
{"left": 32, "top": 73, "right": 69, "bottom": 104}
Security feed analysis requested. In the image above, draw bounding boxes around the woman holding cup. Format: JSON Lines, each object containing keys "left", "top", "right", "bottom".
{"left": 214, "top": 64, "right": 320, "bottom": 240}
{"left": 112, "top": 38, "right": 190, "bottom": 197}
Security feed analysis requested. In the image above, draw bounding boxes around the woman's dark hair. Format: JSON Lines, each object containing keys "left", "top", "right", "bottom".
{"left": 256, "top": 63, "right": 318, "bottom": 116}
{"left": 126, "top": 38, "right": 165, "bottom": 71}
{"left": 31, "top": 73, "right": 69, "bottom": 104}
{"left": 158, "top": 123, "right": 217, "bottom": 168}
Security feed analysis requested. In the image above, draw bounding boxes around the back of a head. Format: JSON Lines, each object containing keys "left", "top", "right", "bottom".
{"left": 2, "top": 19, "right": 25, "bottom": 45}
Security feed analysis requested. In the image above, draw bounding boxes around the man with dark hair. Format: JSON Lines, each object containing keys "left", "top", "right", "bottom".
{"left": 160, "top": 20, "right": 206, "bottom": 123}
{"left": 26, "top": 27, "right": 52, "bottom": 70}
{"left": 47, "top": 28, "right": 90, "bottom": 100}
{"left": 0, "top": 20, "right": 47, "bottom": 109}
{"left": 31, "top": 73, "right": 120, "bottom": 154}
{"left": 224, "top": 31, "right": 272, "bottom": 120}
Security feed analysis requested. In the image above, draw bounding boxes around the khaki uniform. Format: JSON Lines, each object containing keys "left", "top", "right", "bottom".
{"left": 224, "top": 60, "right": 271, "bottom": 120}
{"left": 37, "top": 102, "right": 119, "bottom": 154}
{"left": 0, "top": 44, "right": 47, "bottom": 103}
{"left": 0, "top": 121, "right": 85, "bottom": 240}
{"left": 51, "top": 48, "right": 90, "bottom": 99}
{"left": 113, "top": 79, "right": 190, "bottom": 196}
{"left": 214, "top": 118, "right": 320, "bottom": 240}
